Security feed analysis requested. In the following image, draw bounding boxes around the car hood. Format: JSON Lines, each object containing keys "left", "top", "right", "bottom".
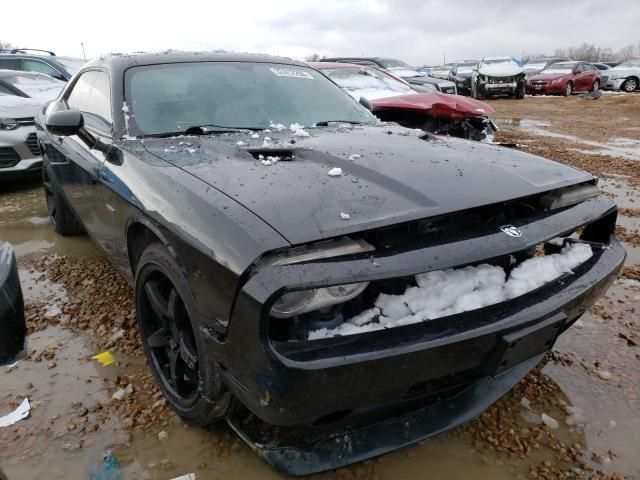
{"left": 478, "top": 64, "right": 524, "bottom": 77}
{"left": 408, "top": 76, "right": 456, "bottom": 87}
{"left": 370, "top": 92, "right": 494, "bottom": 119}
{"left": 0, "top": 94, "right": 41, "bottom": 118}
{"left": 142, "top": 124, "right": 591, "bottom": 245}
{"left": 528, "top": 73, "right": 569, "bottom": 82}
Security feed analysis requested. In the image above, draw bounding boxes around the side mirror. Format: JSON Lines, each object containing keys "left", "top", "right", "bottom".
{"left": 46, "top": 110, "right": 84, "bottom": 136}
{"left": 359, "top": 96, "right": 373, "bottom": 111}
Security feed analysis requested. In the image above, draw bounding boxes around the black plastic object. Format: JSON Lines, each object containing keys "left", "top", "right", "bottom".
{"left": 227, "top": 355, "right": 541, "bottom": 476}
{"left": 0, "top": 243, "right": 26, "bottom": 363}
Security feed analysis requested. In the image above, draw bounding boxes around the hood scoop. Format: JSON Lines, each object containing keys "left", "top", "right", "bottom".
{"left": 247, "top": 149, "right": 295, "bottom": 161}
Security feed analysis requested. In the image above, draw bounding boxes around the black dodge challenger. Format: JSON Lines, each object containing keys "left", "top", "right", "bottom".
{"left": 36, "top": 52, "right": 625, "bottom": 474}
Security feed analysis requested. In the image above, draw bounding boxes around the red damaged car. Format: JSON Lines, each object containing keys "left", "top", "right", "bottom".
{"left": 311, "top": 62, "right": 496, "bottom": 142}
{"left": 526, "top": 61, "right": 601, "bottom": 96}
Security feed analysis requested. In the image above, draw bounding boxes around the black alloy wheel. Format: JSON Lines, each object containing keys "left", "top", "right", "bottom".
{"left": 139, "top": 270, "right": 200, "bottom": 406}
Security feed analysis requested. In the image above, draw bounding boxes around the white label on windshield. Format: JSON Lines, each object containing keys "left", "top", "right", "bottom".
{"left": 269, "top": 68, "right": 314, "bottom": 79}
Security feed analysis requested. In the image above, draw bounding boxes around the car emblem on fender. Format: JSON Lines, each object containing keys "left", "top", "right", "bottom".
{"left": 499, "top": 225, "right": 523, "bottom": 238}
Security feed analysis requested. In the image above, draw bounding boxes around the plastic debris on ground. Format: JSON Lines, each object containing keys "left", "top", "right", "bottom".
{"left": 0, "top": 398, "right": 30, "bottom": 428}
{"left": 309, "top": 243, "right": 593, "bottom": 340}
{"left": 328, "top": 167, "right": 343, "bottom": 176}
{"left": 91, "top": 351, "right": 115, "bottom": 367}
{"left": 86, "top": 450, "right": 123, "bottom": 480}
{"left": 170, "top": 474, "right": 196, "bottom": 480}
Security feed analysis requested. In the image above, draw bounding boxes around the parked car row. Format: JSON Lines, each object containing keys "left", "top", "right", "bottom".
{"left": 433, "top": 56, "right": 640, "bottom": 97}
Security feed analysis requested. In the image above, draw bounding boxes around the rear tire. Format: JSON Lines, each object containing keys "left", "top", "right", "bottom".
{"left": 563, "top": 81, "right": 573, "bottom": 97}
{"left": 621, "top": 77, "right": 637, "bottom": 93}
{"left": 135, "top": 243, "right": 230, "bottom": 425}
{"left": 591, "top": 80, "right": 599, "bottom": 93}
{"left": 42, "top": 163, "right": 84, "bottom": 236}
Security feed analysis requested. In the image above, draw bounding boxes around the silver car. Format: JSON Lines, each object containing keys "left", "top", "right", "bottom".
{"left": 603, "top": 59, "right": 640, "bottom": 92}
{"left": 0, "top": 93, "right": 43, "bottom": 180}
{"left": 0, "top": 70, "right": 64, "bottom": 181}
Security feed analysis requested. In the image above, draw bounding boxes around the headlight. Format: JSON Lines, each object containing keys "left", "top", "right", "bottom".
{"left": 0, "top": 118, "right": 19, "bottom": 130}
{"left": 271, "top": 282, "right": 369, "bottom": 318}
{"left": 550, "top": 78, "right": 562, "bottom": 84}
{"left": 540, "top": 184, "right": 599, "bottom": 210}
{"left": 267, "top": 237, "right": 374, "bottom": 318}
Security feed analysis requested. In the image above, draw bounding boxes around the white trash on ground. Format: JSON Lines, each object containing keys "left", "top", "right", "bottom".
{"left": 0, "top": 398, "right": 30, "bottom": 427}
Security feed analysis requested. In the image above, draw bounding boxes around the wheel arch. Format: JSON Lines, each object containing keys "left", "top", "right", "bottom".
{"left": 126, "top": 217, "right": 171, "bottom": 276}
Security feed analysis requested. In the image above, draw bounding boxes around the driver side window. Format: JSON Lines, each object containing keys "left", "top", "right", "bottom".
{"left": 66, "top": 71, "right": 113, "bottom": 134}
{"left": 21, "top": 59, "right": 62, "bottom": 80}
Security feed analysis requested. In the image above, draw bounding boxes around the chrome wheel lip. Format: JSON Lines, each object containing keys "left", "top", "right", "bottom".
{"left": 139, "top": 271, "right": 200, "bottom": 406}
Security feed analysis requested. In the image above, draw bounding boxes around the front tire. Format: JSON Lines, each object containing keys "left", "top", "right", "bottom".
{"left": 621, "top": 78, "right": 637, "bottom": 93}
{"left": 42, "top": 163, "right": 84, "bottom": 236}
{"left": 563, "top": 81, "right": 573, "bottom": 97}
{"left": 514, "top": 82, "right": 525, "bottom": 99}
{"left": 135, "top": 243, "right": 230, "bottom": 425}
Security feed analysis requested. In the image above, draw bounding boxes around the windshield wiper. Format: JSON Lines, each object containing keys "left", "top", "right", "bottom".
{"left": 143, "top": 124, "right": 256, "bottom": 138}
{"left": 314, "top": 120, "right": 366, "bottom": 127}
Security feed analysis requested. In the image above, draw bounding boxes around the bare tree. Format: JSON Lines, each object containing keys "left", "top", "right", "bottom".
{"left": 304, "top": 53, "right": 323, "bottom": 62}
{"left": 0, "top": 40, "right": 14, "bottom": 51}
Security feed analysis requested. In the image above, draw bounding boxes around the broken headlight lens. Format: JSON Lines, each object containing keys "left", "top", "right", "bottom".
{"left": 0, "top": 118, "right": 19, "bottom": 130}
{"left": 268, "top": 237, "right": 374, "bottom": 318}
{"left": 540, "top": 184, "right": 599, "bottom": 210}
{"left": 271, "top": 282, "right": 369, "bottom": 318}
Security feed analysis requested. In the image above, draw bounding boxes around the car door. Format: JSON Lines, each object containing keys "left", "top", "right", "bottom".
{"left": 584, "top": 64, "right": 599, "bottom": 88}
{"left": 574, "top": 63, "right": 590, "bottom": 91}
{"left": 48, "top": 70, "right": 114, "bottom": 249}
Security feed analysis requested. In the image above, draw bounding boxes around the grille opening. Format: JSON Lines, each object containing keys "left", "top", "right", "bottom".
{"left": 0, "top": 147, "right": 20, "bottom": 168}
{"left": 248, "top": 149, "right": 294, "bottom": 161}
{"left": 268, "top": 234, "right": 606, "bottom": 344}
{"left": 24, "top": 132, "right": 41, "bottom": 156}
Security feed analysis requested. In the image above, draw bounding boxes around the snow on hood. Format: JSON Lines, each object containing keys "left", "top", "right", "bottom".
{"left": 140, "top": 124, "right": 591, "bottom": 245}
{"left": 309, "top": 242, "right": 593, "bottom": 339}
{"left": 478, "top": 63, "right": 524, "bottom": 77}
{"left": 0, "top": 94, "right": 41, "bottom": 118}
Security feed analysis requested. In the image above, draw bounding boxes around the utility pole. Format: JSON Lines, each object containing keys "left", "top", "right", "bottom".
{"left": 81, "top": 42, "right": 86, "bottom": 60}
{"left": 443, "top": 51, "right": 446, "bottom": 64}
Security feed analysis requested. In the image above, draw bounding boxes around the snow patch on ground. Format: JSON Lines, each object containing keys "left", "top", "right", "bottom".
{"left": 308, "top": 243, "right": 593, "bottom": 340}
{"left": 340, "top": 212, "right": 350, "bottom": 220}
{"left": 328, "top": 167, "right": 343, "bottom": 177}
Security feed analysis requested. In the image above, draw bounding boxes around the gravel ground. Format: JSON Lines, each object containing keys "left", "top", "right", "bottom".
{"left": 1, "top": 93, "right": 639, "bottom": 480}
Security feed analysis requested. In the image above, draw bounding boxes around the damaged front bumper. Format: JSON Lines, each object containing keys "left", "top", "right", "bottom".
{"left": 206, "top": 196, "right": 624, "bottom": 474}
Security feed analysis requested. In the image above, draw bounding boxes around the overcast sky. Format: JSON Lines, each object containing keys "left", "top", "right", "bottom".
{"left": 2, "top": 0, "right": 638, "bottom": 65}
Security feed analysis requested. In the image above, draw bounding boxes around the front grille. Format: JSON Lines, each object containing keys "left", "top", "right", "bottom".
{"left": 441, "top": 86, "right": 456, "bottom": 94}
{"left": 16, "top": 117, "right": 35, "bottom": 127}
{"left": 600, "top": 76, "right": 608, "bottom": 84}
{"left": 0, "top": 147, "right": 21, "bottom": 168}
{"left": 24, "top": 132, "right": 41, "bottom": 156}
{"left": 488, "top": 76, "right": 514, "bottom": 84}
{"left": 531, "top": 80, "right": 548, "bottom": 86}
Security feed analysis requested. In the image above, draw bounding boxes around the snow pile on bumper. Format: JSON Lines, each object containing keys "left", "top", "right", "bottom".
{"left": 308, "top": 243, "right": 593, "bottom": 340}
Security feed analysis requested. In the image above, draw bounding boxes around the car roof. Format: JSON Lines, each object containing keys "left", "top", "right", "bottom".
{"left": 83, "top": 51, "right": 305, "bottom": 70}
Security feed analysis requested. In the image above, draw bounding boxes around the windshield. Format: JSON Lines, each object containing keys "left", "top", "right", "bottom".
{"left": 377, "top": 59, "right": 413, "bottom": 70}
{"left": 543, "top": 63, "right": 575, "bottom": 74}
{"left": 617, "top": 60, "right": 640, "bottom": 68}
{"left": 483, "top": 58, "right": 518, "bottom": 66}
{"left": 322, "top": 67, "right": 415, "bottom": 100}
{"left": 125, "top": 62, "right": 376, "bottom": 136}
{"left": 456, "top": 63, "right": 477, "bottom": 73}
{"left": 56, "top": 57, "right": 86, "bottom": 74}
{"left": 2, "top": 72, "right": 64, "bottom": 102}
